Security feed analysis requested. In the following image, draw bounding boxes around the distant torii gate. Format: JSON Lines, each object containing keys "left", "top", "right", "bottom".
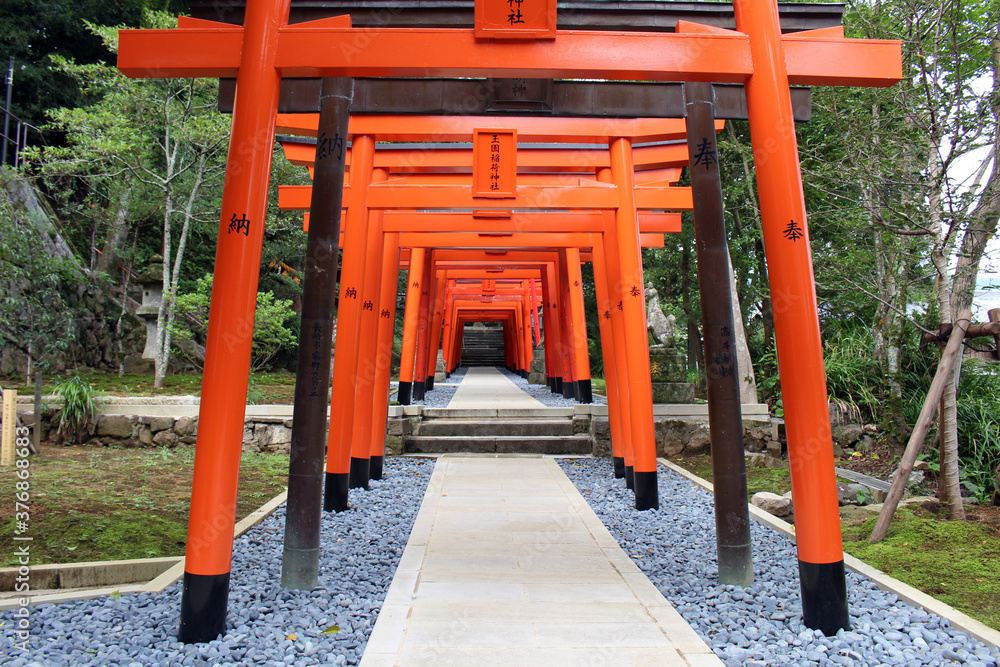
{"left": 117, "top": 0, "right": 901, "bottom": 642}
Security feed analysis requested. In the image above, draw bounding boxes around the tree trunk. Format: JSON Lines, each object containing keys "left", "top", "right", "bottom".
{"left": 728, "top": 256, "right": 758, "bottom": 403}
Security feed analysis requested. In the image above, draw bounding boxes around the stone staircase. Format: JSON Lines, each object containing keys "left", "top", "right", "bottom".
{"left": 460, "top": 326, "right": 506, "bottom": 367}
{"left": 404, "top": 408, "right": 592, "bottom": 455}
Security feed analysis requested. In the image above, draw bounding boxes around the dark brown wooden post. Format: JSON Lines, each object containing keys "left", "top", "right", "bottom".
{"left": 684, "top": 81, "right": 753, "bottom": 586}
{"left": 281, "top": 77, "right": 353, "bottom": 589}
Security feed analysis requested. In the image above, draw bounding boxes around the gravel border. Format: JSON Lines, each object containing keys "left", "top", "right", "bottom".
{"left": 559, "top": 457, "right": 1000, "bottom": 667}
{"left": 496, "top": 366, "right": 608, "bottom": 407}
{"left": 1, "top": 458, "right": 435, "bottom": 667}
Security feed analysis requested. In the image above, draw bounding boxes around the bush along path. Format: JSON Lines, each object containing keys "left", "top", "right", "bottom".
{"left": 560, "top": 458, "right": 1000, "bottom": 667}
{"left": 0, "top": 457, "right": 435, "bottom": 666}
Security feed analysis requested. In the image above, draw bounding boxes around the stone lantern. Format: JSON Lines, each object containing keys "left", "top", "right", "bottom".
{"left": 135, "top": 255, "right": 164, "bottom": 361}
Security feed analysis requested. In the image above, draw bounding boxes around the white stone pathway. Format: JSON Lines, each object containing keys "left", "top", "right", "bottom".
{"left": 446, "top": 367, "right": 547, "bottom": 410}
{"left": 360, "top": 456, "right": 723, "bottom": 666}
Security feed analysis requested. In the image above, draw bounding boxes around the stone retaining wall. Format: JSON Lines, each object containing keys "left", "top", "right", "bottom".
{"left": 18, "top": 411, "right": 298, "bottom": 454}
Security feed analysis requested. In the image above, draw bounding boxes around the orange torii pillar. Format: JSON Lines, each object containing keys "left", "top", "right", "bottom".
{"left": 397, "top": 247, "right": 426, "bottom": 405}
{"left": 596, "top": 168, "right": 634, "bottom": 482}
{"left": 146, "top": 0, "right": 293, "bottom": 642}
{"left": 346, "top": 167, "right": 389, "bottom": 488}
{"left": 411, "top": 250, "right": 434, "bottom": 401}
{"left": 440, "top": 279, "right": 455, "bottom": 376}
{"left": 425, "top": 271, "right": 448, "bottom": 392}
{"left": 542, "top": 261, "right": 566, "bottom": 395}
{"left": 324, "top": 134, "right": 377, "bottom": 510}
{"left": 563, "top": 248, "right": 593, "bottom": 403}
{"left": 591, "top": 238, "right": 628, "bottom": 480}
{"left": 733, "top": 1, "right": 853, "bottom": 631}
{"left": 609, "top": 138, "right": 659, "bottom": 511}
{"left": 369, "top": 232, "right": 401, "bottom": 480}
{"left": 521, "top": 280, "right": 535, "bottom": 379}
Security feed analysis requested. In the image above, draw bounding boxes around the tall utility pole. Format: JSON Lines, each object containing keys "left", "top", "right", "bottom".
{"left": 2, "top": 57, "right": 13, "bottom": 165}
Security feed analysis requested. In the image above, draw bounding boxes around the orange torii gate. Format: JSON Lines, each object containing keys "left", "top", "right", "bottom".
{"left": 276, "top": 124, "right": 687, "bottom": 513}
{"left": 117, "top": 0, "right": 901, "bottom": 642}
{"left": 443, "top": 279, "right": 543, "bottom": 375}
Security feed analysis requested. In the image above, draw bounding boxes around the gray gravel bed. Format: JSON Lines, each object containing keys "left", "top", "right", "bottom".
{"left": 497, "top": 367, "right": 608, "bottom": 407}
{"left": 1, "top": 457, "right": 435, "bottom": 667}
{"left": 559, "top": 457, "right": 1000, "bottom": 667}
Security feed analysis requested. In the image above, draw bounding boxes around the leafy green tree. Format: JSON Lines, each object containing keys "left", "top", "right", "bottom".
{"left": 170, "top": 274, "right": 297, "bottom": 372}
{"left": 28, "top": 13, "right": 229, "bottom": 388}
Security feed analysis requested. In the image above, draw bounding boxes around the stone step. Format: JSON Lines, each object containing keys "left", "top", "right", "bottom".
{"left": 417, "top": 419, "right": 575, "bottom": 437}
{"left": 404, "top": 435, "right": 593, "bottom": 455}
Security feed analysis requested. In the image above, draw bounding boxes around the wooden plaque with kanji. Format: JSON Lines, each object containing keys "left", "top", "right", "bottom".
{"left": 474, "top": 0, "right": 557, "bottom": 39}
{"left": 473, "top": 129, "right": 517, "bottom": 198}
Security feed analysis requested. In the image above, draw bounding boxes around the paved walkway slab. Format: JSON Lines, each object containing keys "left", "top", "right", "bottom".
{"left": 447, "top": 367, "right": 546, "bottom": 410}
{"left": 360, "top": 456, "right": 723, "bottom": 666}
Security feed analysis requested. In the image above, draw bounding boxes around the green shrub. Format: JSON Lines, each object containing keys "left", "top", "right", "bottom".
{"left": 52, "top": 376, "right": 98, "bottom": 444}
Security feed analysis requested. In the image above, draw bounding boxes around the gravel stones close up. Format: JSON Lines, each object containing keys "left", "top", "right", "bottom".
{"left": 559, "top": 457, "right": 1000, "bottom": 667}
{"left": 1, "top": 457, "right": 435, "bottom": 667}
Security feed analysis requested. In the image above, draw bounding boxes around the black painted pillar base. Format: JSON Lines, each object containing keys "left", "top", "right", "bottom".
{"left": 397, "top": 381, "right": 412, "bottom": 405}
{"left": 554, "top": 377, "right": 563, "bottom": 394}
{"left": 800, "top": 560, "right": 851, "bottom": 635}
{"left": 613, "top": 456, "right": 625, "bottom": 479}
{"left": 546, "top": 376, "right": 554, "bottom": 391}
{"left": 426, "top": 375, "right": 435, "bottom": 391}
{"left": 179, "top": 571, "right": 230, "bottom": 643}
{"left": 562, "top": 379, "right": 574, "bottom": 399}
{"left": 349, "top": 457, "right": 370, "bottom": 489}
{"left": 323, "top": 472, "right": 349, "bottom": 512}
{"left": 369, "top": 455, "right": 384, "bottom": 480}
{"left": 413, "top": 380, "right": 425, "bottom": 401}
{"left": 633, "top": 470, "right": 659, "bottom": 510}
{"left": 578, "top": 379, "right": 593, "bottom": 404}
{"left": 625, "top": 465, "right": 634, "bottom": 490}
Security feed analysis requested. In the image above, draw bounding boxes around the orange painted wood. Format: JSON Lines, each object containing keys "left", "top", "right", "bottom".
{"left": 475, "top": 0, "right": 557, "bottom": 39}
{"left": 473, "top": 129, "right": 517, "bottom": 197}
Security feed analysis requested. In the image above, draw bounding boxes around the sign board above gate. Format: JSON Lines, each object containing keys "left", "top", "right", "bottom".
{"left": 473, "top": 129, "right": 517, "bottom": 198}
{"left": 474, "top": 0, "right": 557, "bottom": 39}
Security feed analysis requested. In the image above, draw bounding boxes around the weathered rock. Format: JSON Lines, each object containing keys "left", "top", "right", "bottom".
{"left": 149, "top": 416, "right": 174, "bottom": 433}
{"left": 650, "top": 382, "right": 696, "bottom": 404}
{"left": 572, "top": 416, "right": 590, "bottom": 435}
{"left": 384, "top": 435, "right": 403, "bottom": 456}
{"left": 256, "top": 423, "right": 292, "bottom": 447}
{"left": 137, "top": 424, "right": 153, "bottom": 446}
{"left": 743, "top": 420, "right": 773, "bottom": 452}
{"left": 655, "top": 419, "right": 710, "bottom": 457}
{"left": 751, "top": 491, "right": 792, "bottom": 517}
{"left": 889, "top": 468, "right": 924, "bottom": 489}
{"left": 764, "top": 456, "right": 787, "bottom": 470}
{"left": 855, "top": 433, "right": 875, "bottom": 453}
{"left": 174, "top": 416, "right": 197, "bottom": 437}
{"left": 831, "top": 423, "right": 863, "bottom": 447}
{"left": 837, "top": 481, "right": 859, "bottom": 505}
{"left": 96, "top": 415, "right": 133, "bottom": 438}
{"left": 387, "top": 418, "right": 405, "bottom": 437}
{"left": 766, "top": 440, "right": 783, "bottom": 458}
{"left": 152, "top": 430, "right": 179, "bottom": 447}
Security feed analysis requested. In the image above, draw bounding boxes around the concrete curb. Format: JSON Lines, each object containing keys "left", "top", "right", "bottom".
{"left": 0, "top": 489, "right": 288, "bottom": 609}
{"left": 659, "top": 458, "right": 1000, "bottom": 649}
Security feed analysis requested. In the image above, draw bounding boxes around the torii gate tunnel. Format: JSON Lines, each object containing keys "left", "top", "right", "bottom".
{"left": 117, "top": 0, "right": 901, "bottom": 644}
